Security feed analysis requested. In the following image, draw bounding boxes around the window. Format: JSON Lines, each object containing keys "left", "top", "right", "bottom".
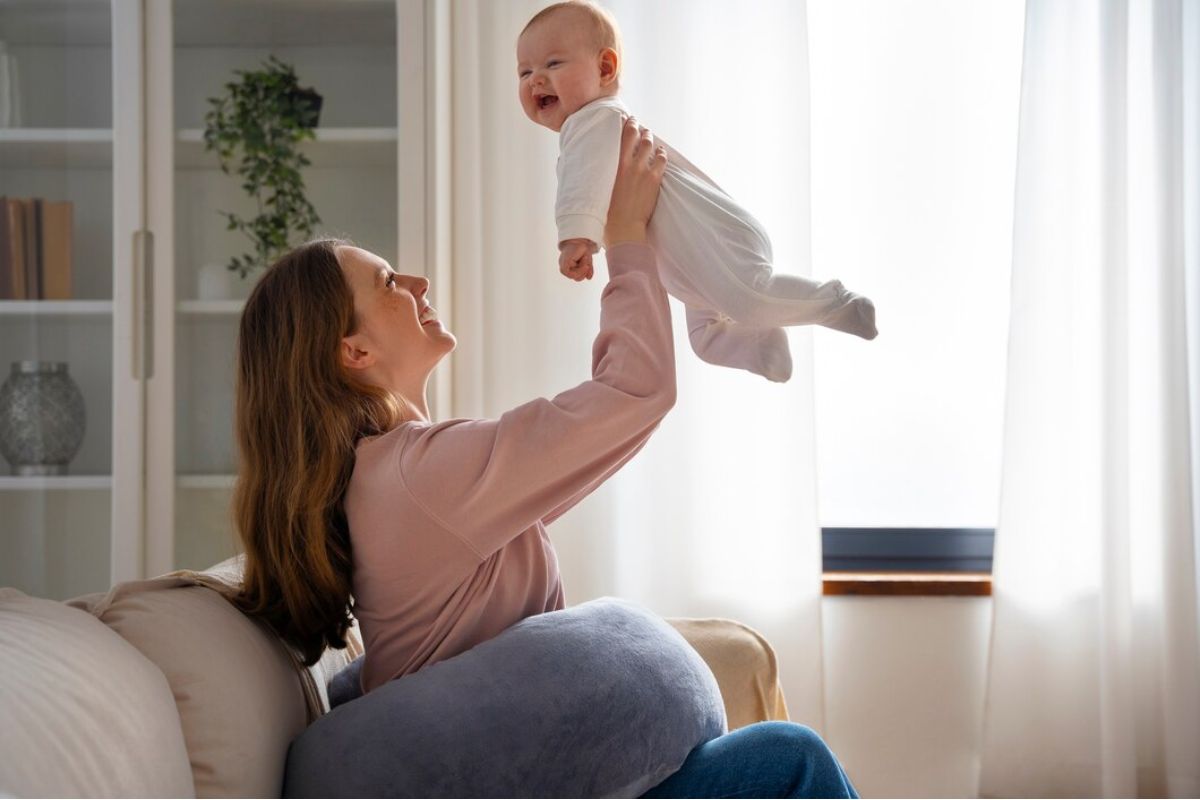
{"left": 807, "top": 0, "right": 1025, "bottom": 571}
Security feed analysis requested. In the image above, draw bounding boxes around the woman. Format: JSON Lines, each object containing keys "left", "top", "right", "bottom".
{"left": 231, "top": 117, "right": 858, "bottom": 799}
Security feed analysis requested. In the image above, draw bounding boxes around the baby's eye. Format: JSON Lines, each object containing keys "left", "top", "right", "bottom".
{"left": 547, "top": 60, "right": 560, "bottom": 67}
{"left": 519, "top": 70, "right": 530, "bottom": 78}
{"left": 385, "top": 274, "right": 396, "bottom": 288}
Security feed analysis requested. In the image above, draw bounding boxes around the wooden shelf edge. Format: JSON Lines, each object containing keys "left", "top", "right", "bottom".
{"left": 822, "top": 571, "right": 992, "bottom": 597}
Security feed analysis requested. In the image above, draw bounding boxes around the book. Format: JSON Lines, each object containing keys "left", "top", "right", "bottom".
{"left": 0, "top": 197, "right": 72, "bottom": 300}
{"left": 0, "top": 196, "right": 11, "bottom": 299}
{"left": 1, "top": 197, "right": 27, "bottom": 300}
{"left": 40, "top": 200, "right": 72, "bottom": 300}
{"left": 22, "top": 197, "right": 40, "bottom": 299}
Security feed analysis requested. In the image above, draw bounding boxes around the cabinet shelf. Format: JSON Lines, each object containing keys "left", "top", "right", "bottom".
{"left": 175, "top": 128, "right": 398, "bottom": 169}
{"left": 0, "top": 301, "right": 113, "bottom": 317}
{"left": 178, "top": 300, "right": 244, "bottom": 316}
{"left": 2, "top": 0, "right": 394, "bottom": 47}
{"left": 0, "top": 474, "right": 237, "bottom": 491}
{"left": 0, "top": 475, "right": 112, "bottom": 491}
{"left": 178, "top": 474, "right": 236, "bottom": 490}
{"left": 0, "top": 129, "right": 114, "bottom": 169}
{"left": 175, "top": 0, "right": 395, "bottom": 47}
{"left": 0, "top": 128, "right": 398, "bottom": 170}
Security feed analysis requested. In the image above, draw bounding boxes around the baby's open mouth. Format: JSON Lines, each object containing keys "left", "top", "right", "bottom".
{"left": 538, "top": 95, "right": 559, "bottom": 110}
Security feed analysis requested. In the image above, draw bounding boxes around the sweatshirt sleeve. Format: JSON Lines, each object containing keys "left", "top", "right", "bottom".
{"left": 555, "top": 103, "right": 625, "bottom": 252}
{"left": 396, "top": 242, "right": 675, "bottom": 560}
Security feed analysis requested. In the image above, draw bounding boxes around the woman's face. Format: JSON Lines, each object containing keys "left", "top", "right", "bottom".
{"left": 336, "top": 245, "right": 455, "bottom": 389}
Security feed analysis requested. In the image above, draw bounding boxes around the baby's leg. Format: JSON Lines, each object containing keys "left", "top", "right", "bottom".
{"left": 713, "top": 269, "right": 878, "bottom": 340}
{"left": 750, "top": 272, "right": 878, "bottom": 340}
{"left": 686, "top": 305, "right": 793, "bottom": 383}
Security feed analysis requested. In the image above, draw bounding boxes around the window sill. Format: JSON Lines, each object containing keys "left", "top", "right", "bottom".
{"left": 822, "top": 571, "right": 992, "bottom": 597}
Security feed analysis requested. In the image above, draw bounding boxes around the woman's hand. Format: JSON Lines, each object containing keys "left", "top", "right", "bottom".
{"left": 603, "top": 117, "right": 668, "bottom": 249}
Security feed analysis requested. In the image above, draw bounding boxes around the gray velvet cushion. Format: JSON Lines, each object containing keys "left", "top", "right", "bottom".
{"left": 284, "top": 597, "right": 727, "bottom": 798}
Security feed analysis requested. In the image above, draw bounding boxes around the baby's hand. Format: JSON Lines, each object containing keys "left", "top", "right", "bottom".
{"left": 559, "top": 239, "right": 595, "bottom": 282}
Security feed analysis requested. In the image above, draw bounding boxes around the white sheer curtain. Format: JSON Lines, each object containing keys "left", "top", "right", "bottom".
{"left": 445, "top": 0, "right": 826, "bottom": 731}
{"left": 980, "top": 1, "right": 1200, "bottom": 796}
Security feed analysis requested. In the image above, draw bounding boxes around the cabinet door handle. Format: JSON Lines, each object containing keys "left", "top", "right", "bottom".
{"left": 132, "top": 229, "right": 154, "bottom": 380}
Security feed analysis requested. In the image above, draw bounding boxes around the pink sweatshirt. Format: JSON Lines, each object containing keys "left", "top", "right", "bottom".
{"left": 344, "top": 242, "right": 675, "bottom": 694}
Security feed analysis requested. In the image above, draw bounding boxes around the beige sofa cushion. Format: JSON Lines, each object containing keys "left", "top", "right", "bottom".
{"left": 68, "top": 555, "right": 361, "bottom": 799}
{"left": 0, "top": 588, "right": 195, "bottom": 798}
{"left": 666, "top": 617, "right": 791, "bottom": 731}
{"left": 72, "top": 578, "right": 303, "bottom": 798}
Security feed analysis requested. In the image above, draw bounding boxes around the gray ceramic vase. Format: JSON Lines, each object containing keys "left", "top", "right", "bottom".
{"left": 0, "top": 361, "right": 86, "bottom": 476}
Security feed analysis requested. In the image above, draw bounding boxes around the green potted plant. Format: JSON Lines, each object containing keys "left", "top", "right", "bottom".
{"left": 202, "top": 54, "right": 324, "bottom": 279}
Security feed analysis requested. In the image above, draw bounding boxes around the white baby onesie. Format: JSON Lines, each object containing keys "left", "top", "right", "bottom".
{"left": 556, "top": 95, "right": 877, "bottom": 382}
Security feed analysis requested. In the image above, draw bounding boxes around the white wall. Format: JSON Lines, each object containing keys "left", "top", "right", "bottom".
{"left": 822, "top": 596, "right": 993, "bottom": 799}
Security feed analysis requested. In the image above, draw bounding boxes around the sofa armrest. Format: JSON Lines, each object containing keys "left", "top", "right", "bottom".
{"left": 666, "top": 617, "right": 790, "bottom": 731}
{"left": 0, "top": 588, "right": 195, "bottom": 798}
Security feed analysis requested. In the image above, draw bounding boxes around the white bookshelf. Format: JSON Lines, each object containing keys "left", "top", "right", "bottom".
{"left": 0, "top": 0, "right": 411, "bottom": 596}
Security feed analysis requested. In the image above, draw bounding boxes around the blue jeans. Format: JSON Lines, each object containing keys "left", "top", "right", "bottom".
{"left": 639, "top": 721, "right": 860, "bottom": 799}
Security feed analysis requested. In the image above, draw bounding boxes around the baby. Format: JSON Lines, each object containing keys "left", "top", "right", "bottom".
{"left": 516, "top": 1, "right": 878, "bottom": 383}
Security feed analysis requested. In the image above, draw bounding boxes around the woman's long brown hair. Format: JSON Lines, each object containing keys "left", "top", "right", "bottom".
{"left": 231, "top": 238, "right": 405, "bottom": 666}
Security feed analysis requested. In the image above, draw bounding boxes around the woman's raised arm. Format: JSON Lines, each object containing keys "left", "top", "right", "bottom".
{"left": 392, "top": 121, "right": 673, "bottom": 559}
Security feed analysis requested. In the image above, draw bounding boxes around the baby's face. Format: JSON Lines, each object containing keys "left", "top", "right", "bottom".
{"left": 517, "top": 16, "right": 611, "bottom": 133}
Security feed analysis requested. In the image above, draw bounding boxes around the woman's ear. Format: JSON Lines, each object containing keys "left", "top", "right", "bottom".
{"left": 598, "top": 47, "right": 619, "bottom": 88}
{"left": 340, "top": 335, "right": 375, "bottom": 371}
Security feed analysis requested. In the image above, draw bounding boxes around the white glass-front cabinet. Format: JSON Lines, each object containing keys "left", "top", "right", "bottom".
{"left": 0, "top": 0, "right": 145, "bottom": 599}
{"left": 1, "top": 0, "right": 428, "bottom": 599}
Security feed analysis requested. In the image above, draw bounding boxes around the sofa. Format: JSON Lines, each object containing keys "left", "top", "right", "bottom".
{"left": 0, "top": 555, "right": 791, "bottom": 798}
